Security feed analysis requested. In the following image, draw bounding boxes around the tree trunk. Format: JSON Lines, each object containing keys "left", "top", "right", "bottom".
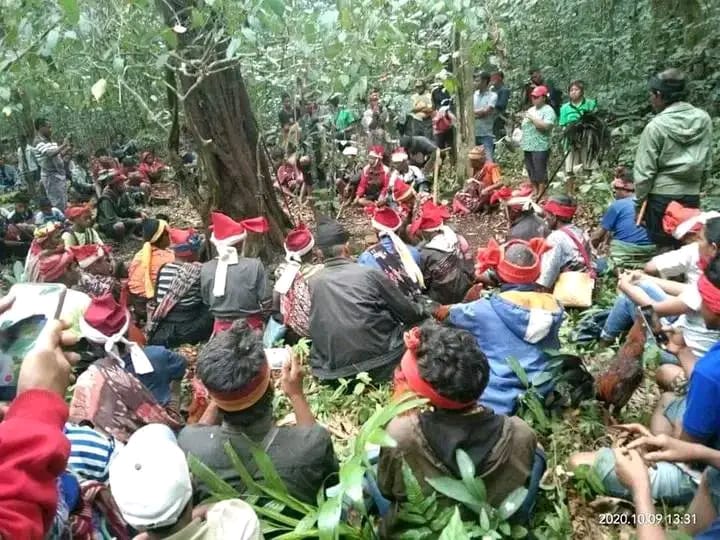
{"left": 453, "top": 27, "right": 474, "bottom": 181}
{"left": 165, "top": 66, "right": 180, "bottom": 155}
{"left": 157, "top": 1, "right": 289, "bottom": 253}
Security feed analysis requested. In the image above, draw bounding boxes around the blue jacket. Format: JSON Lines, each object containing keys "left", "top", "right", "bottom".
{"left": 357, "top": 236, "right": 421, "bottom": 270}
{"left": 449, "top": 291, "right": 564, "bottom": 415}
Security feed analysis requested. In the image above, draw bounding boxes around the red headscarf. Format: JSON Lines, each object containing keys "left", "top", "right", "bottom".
{"left": 393, "top": 327, "right": 475, "bottom": 410}
{"left": 699, "top": 275, "right": 720, "bottom": 315}
{"left": 475, "top": 238, "right": 550, "bottom": 283}
{"left": 543, "top": 199, "right": 576, "bottom": 219}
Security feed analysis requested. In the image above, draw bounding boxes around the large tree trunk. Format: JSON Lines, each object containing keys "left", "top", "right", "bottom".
{"left": 452, "top": 27, "right": 474, "bottom": 181}
{"left": 157, "top": 1, "right": 289, "bottom": 253}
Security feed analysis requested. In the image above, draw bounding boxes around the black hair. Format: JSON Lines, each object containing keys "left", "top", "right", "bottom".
{"left": 223, "top": 387, "right": 274, "bottom": 427}
{"left": 548, "top": 194, "right": 576, "bottom": 223}
{"left": 504, "top": 243, "right": 536, "bottom": 267}
{"left": 281, "top": 92, "right": 290, "bottom": 100}
{"left": 121, "top": 156, "right": 136, "bottom": 167}
{"left": 705, "top": 217, "right": 720, "bottom": 246}
{"left": 38, "top": 197, "right": 51, "bottom": 208}
{"left": 705, "top": 253, "right": 720, "bottom": 288}
{"left": 197, "top": 321, "right": 266, "bottom": 394}
{"left": 652, "top": 68, "right": 687, "bottom": 104}
{"left": 568, "top": 79, "right": 585, "bottom": 93}
{"left": 94, "top": 148, "right": 108, "bottom": 158}
{"left": 415, "top": 320, "right": 490, "bottom": 404}
{"left": 34, "top": 117, "right": 49, "bottom": 130}
{"left": 529, "top": 67, "right": 541, "bottom": 75}
{"left": 492, "top": 70, "right": 504, "bottom": 79}
{"left": 477, "top": 71, "right": 491, "bottom": 83}
{"left": 319, "top": 244, "right": 346, "bottom": 259}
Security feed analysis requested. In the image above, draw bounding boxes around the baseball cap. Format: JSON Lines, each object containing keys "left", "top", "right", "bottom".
{"left": 109, "top": 424, "right": 193, "bottom": 530}
{"left": 530, "top": 85, "right": 549, "bottom": 98}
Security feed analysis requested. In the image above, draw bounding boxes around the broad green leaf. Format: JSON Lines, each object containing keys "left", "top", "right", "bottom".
{"left": 191, "top": 9, "right": 207, "bottom": 28}
{"left": 339, "top": 459, "right": 364, "bottom": 502}
{"left": 226, "top": 37, "right": 241, "bottom": 59}
{"left": 187, "top": 454, "right": 240, "bottom": 500}
{"left": 511, "top": 525, "right": 528, "bottom": 538}
{"left": 0, "top": 87, "right": 10, "bottom": 101}
{"left": 241, "top": 27, "right": 256, "bottom": 43}
{"left": 531, "top": 371, "right": 553, "bottom": 388}
{"left": 506, "top": 356, "right": 529, "bottom": 388}
{"left": 455, "top": 449, "right": 476, "bottom": 484}
{"left": 263, "top": 0, "right": 285, "bottom": 17}
{"left": 367, "top": 427, "right": 397, "bottom": 447}
{"left": 497, "top": 486, "right": 528, "bottom": 520}
{"left": 425, "top": 476, "right": 481, "bottom": 513}
{"left": 479, "top": 507, "right": 490, "bottom": 530}
{"left": 317, "top": 496, "right": 342, "bottom": 540}
{"left": 401, "top": 460, "right": 425, "bottom": 507}
{"left": 161, "top": 28, "right": 178, "bottom": 48}
{"left": 59, "top": 0, "right": 79, "bottom": 25}
{"left": 438, "top": 507, "right": 469, "bottom": 540}
{"left": 91, "top": 78, "right": 107, "bottom": 101}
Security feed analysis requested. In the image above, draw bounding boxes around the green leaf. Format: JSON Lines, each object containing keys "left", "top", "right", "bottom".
{"left": 339, "top": 459, "right": 364, "bottom": 502}
{"left": 263, "top": 0, "right": 285, "bottom": 17}
{"left": 187, "top": 454, "right": 240, "bottom": 500}
{"left": 0, "top": 87, "right": 10, "bottom": 101}
{"left": 293, "top": 511, "right": 318, "bottom": 532}
{"left": 497, "top": 486, "right": 528, "bottom": 520}
{"left": 112, "top": 56, "right": 124, "bottom": 74}
{"left": 425, "top": 476, "right": 481, "bottom": 513}
{"left": 506, "top": 356, "right": 529, "bottom": 388}
{"left": 401, "top": 460, "right": 426, "bottom": 507}
{"left": 161, "top": 27, "right": 178, "bottom": 49}
{"left": 438, "top": 507, "right": 469, "bottom": 540}
{"left": 511, "top": 525, "right": 528, "bottom": 538}
{"left": 226, "top": 37, "right": 241, "bottom": 59}
{"left": 223, "top": 442, "right": 260, "bottom": 495}
{"left": 241, "top": 27, "right": 256, "bottom": 43}
{"left": 191, "top": 9, "right": 207, "bottom": 28}
{"left": 366, "top": 427, "right": 397, "bottom": 447}
{"left": 317, "top": 496, "right": 342, "bottom": 540}
{"left": 479, "top": 507, "right": 490, "bottom": 530}
{"left": 531, "top": 371, "right": 553, "bottom": 388}
{"left": 246, "top": 436, "right": 290, "bottom": 496}
{"left": 59, "top": 0, "right": 80, "bottom": 25}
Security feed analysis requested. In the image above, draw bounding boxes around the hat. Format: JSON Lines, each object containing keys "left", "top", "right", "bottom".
{"left": 393, "top": 180, "right": 415, "bottom": 202}
{"left": 83, "top": 293, "right": 127, "bottom": 336}
{"left": 530, "top": 85, "right": 549, "bottom": 98}
{"left": 109, "top": 424, "right": 192, "bottom": 530}
{"left": 543, "top": 197, "right": 577, "bottom": 219}
{"left": 108, "top": 171, "right": 127, "bottom": 187}
{"left": 368, "top": 145, "right": 384, "bottom": 159}
{"left": 391, "top": 148, "right": 409, "bottom": 163}
{"left": 371, "top": 206, "right": 402, "bottom": 232}
{"left": 476, "top": 238, "right": 550, "bottom": 284}
{"left": 409, "top": 201, "right": 450, "bottom": 236}
{"left": 169, "top": 227, "right": 201, "bottom": 255}
{"left": 468, "top": 146, "right": 486, "bottom": 160}
{"left": 33, "top": 222, "right": 62, "bottom": 243}
{"left": 284, "top": 223, "right": 315, "bottom": 260}
{"left": 65, "top": 204, "right": 91, "bottom": 221}
{"left": 69, "top": 244, "right": 109, "bottom": 269}
{"left": 670, "top": 210, "right": 720, "bottom": 240}
{"left": 342, "top": 146, "right": 358, "bottom": 157}
{"left": 315, "top": 216, "right": 348, "bottom": 248}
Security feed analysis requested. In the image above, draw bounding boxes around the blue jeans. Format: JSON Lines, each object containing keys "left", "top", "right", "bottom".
{"left": 601, "top": 281, "right": 668, "bottom": 341}
{"left": 475, "top": 135, "right": 495, "bottom": 162}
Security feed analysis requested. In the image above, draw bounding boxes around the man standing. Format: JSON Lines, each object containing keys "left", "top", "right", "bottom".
{"left": 308, "top": 217, "right": 429, "bottom": 383}
{"left": 490, "top": 71, "right": 510, "bottom": 139}
{"left": 33, "top": 118, "right": 70, "bottom": 209}
{"left": 473, "top": 72, "right": 498, "bottom": 162}
{"left": 634, "top": 69, "right": 713, "bottom": 249}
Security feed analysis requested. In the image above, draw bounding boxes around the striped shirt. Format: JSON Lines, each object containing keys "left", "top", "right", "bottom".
{"left": 156, "top": 262, "right": 203, "bottom": 307}
{"left": 33, "top": 135, "right": 65, "bottom": 181}
{"left": 64, "top": 423, "right": 119, "bottom": 483}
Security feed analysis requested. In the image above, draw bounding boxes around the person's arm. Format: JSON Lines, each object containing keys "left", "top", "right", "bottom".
{"left": 372, "top": 270, "right": 426, "bottom": 324}
{"left": 37, "top": 139, "right": 70, "bottom": 159}
{"left": 617, "top": 276, "right": 689, "bottom": 317}
{"left": 528, "top": 106, "right": 555, "bottom": 131}
{"left": 355, "top": 172, "right": 368, "bottom": 200}
{"left": 633, "top": 124, "right": 660, "bottom": 204}
{"left": 280, "top": 350, "right": 315, "bottom": 426}
{"left": 591, "top": 227, "right": 609, "bottom": 248}
{"left": 97, "top": 198, "right": 120, "bottom": 225}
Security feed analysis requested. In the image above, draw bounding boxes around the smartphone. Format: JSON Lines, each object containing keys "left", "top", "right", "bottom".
{"left": 637, "top": 305, "right": 668, "bottom": 346}
{"left": 265, "top": 347, "right": 290, "bottom": 370}
{"left": 0, "top": 284, "right": 67, "bottom": 399}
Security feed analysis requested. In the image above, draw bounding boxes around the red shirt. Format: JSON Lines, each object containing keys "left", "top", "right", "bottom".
{"left": 356, "top": 163, "right": 390, "bottom": 200}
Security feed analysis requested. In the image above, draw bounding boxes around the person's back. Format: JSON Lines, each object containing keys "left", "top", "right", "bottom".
{"left": 509, "top": 212, "right": 550, "bottom": 241}
{"left": 419, "top": 242, "right": 473, "bottom": 305}
{"left": 602, "top": 197, "right": 652, "bottom": 245}
{"left": 200, "top": 257, "right": 269, "bottom": 319}
{"left": 637, "top": 101, "right": 712, "bottom": 198}
{"left": 178, "top": 422, "right": 336, "bottom": 503}
{"left": 308, "top": 257, "right": 425, "bottom": 380}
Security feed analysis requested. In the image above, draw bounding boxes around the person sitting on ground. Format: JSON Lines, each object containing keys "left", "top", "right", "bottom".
{"left": 591, "top": 167, "right": 655, "bottom": 269}
{"left": 335, "top": 146, "right": 361, "bottom": 203}
{"left": 536, "top": 195, "right": 595, "bottom": 290}
{"left": 0, "top": 154, "right": 18, "bottom": 190}
{"left": 355, "top": 146, "right": 391, "bottom": 207}
{"left": 276, "top": 153, "right": 307, "bottom": 198}
{"left": 146, "top": 253, "right": 213, "bottom": 348}
{"left": 308, "top": 217, "right": 429, "bottom": 382}
{"left": 380, "top": 174, "right": 417, "bottom": 223}
{"left": 178, "top": 322, "right": 338, "bottom": 503}
{"left": 273, "top": 224, "right": 323, "bottom": 340}
{"left": 201, "top": 211, "right": 271, "bottom": 334}
{"left": 128, "top": 218, "right": 175, "bottom": 301}
{"left": 138, "top": 150, "right": 168, "bottom": 183}
{"left": 111, "top": 424, "right": 263, "bottom": 540}
{"left": 34, "top": 197, "right": 64, "bottom": 226}
{"left": 62, "top": 204, "right": 103, "bottom": 248}
{"left": 24, "top": 222, "right": 78, "bottom": 285}
{"left": 68, "top": 151, "right": 96, "bottom": 203}
{"left": 90, "top": 150, "right": 119, "bottom": 180}
{"left": 96, "top": 171, "right": 144, "bottom": 241}
{"left": 6, "top": 193, "right": 35, "bottom": 242}
{"left": 122, "top": 156, "right": 151, "bottom": 204}
{"left": 70, "top": 244, "right": 121, "bottom": 299}
{"left": 501, "top": 186, "right": 550, "bottom": 241}
{"left": 410, "top": 201, "right": 473, "bottom": 305}
{"left": 452, "top": 145, "right": 503, "bottom": 215}
{"left": 441, "top": 238, "right": 563, "bottom": 415}
{"left": 69, "top": 294, "right": 185, "bottom": 442}
{"left": 388, "top": 147, "right": 428, "bottom": 193}
{"left": 378, "top": 320, "right": 538, "bottom": 510}
{"left": 569, "top": 254, "right": 720, "bottom": 508}
{"left": 358, "top": 207, "right": 424, "bottom": 299}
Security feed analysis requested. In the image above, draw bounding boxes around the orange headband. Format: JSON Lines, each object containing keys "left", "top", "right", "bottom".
{"left": 208, "top": 363, "right": 271, "bottom": 412}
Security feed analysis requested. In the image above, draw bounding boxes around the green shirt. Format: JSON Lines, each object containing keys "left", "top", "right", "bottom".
{"left": 334, "top": 108, "right": 357, "bottom": 132}
{"left": 521, "top": 105, "right": 556, "bottom": 152}
{"left": 558, "top": 98, "right": 597, "bottom": 127}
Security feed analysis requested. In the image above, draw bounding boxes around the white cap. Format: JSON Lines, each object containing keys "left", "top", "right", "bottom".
{"left": 109, "top": 424, "right": 192, "bottom": 530}
{"left": 342, "top": 146, "right": 358, "bottom": 156}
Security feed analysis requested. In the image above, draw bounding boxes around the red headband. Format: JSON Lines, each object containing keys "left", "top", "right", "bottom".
{"left": 475, "top": 238, "right": 549, "bottom": 283}
{"left": 543, "top": 200, "right": 576, "bottom": 219}
{"left": 698, "top": 275, "right": 720, "bottom": 315}
{"left": 208, "top": 363, "right": 271, "bottom": 412}
{"left": 396, "top": 327, "right": 475, "bottom": 410}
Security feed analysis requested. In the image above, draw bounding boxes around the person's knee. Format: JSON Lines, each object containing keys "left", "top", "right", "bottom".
{"left": 568, "top": 451, "right": 596, "bottom": 470}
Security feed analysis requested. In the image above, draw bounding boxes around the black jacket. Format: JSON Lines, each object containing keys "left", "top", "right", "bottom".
{"left": 308, "top": 258, "right": 427, "bottom": 379}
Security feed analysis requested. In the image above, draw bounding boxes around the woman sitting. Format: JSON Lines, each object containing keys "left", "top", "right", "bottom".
{"left": 378, "top": 320, "right": 539, "bottom": 519}
{"left": 70, "top": 243, "right": 121, "bottom": 299}
{"left": 24, "top": 222, "right": 78, "bottom": 285}
{"left": 138, "top": 151, "right": 168, "bottom": 183}
{"left": 127, "top": 218, "right": 175, "bottom": 323}
{"left": 452, "top": 146, "right": 503, "bottom": 215}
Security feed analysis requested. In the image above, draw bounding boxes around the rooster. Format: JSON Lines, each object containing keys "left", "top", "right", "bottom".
{"left": 596, "top": 318, "right": 646, "bottom": 415}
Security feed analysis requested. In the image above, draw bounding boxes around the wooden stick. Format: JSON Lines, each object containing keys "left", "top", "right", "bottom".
{"left": 635, "top": 200, "right": 648, "bottom": 227}
{"left": 432, "top": 148, "right": 441, "bottom": 203}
